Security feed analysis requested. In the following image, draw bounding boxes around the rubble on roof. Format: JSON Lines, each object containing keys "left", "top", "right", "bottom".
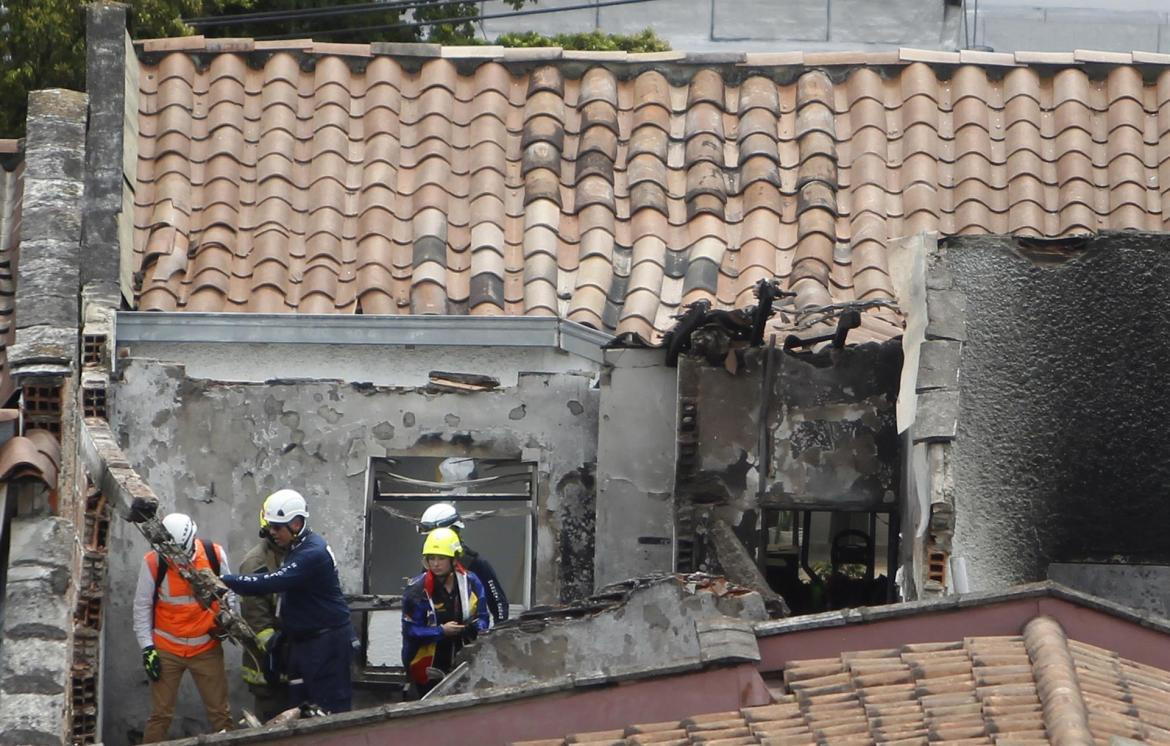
{"left": 446, "top": 574, "right": 769, "bottom": 693}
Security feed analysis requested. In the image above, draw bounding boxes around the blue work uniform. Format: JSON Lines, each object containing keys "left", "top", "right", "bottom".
{"left": 221, "top": 530, "right": 353, "bottom": 713}
{"left": 462, "top": 545, "right": 509, "bottom": 624}
{"left": 401, "top": 565, "right": 490, "bottom": 694}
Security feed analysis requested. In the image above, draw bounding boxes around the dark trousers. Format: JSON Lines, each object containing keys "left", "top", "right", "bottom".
{"left": 248, "top": 682, "right": 290, "bottom": 722}
{"left": 287, "top": 625, "right": 354, "bottom": 714}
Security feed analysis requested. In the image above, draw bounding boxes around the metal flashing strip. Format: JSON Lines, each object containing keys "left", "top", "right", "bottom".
{"left": 116, "top": 312, "right": 613, "bottom": 362}
{"left": 559, "top": 321, "right": 613, "bottom": 364}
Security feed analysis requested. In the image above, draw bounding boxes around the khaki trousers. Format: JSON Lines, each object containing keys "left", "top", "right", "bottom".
{"left": 142, "top": 645, "right": 233, "bottom": 743}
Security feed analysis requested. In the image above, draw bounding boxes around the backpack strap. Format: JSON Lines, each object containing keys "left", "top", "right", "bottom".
{"left": 151, "top": 540, "right": 221, "bottom": 606}
{"left": 202, "top": 539, "right": 222, "bottom": 576}
{"left": 152, "top": 552, "right": 168, "bottom": 606}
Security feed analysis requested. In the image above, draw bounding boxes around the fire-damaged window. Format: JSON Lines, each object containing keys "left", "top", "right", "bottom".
{"left": 362, "top": 456, "right": 535, "bottom": 669}
{"left": 762, "top": 509, "right": 896, "bottom": 615}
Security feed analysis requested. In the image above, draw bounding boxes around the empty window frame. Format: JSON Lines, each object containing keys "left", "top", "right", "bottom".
{"left": 762, "top": 509, "right": 898, "bottom": 615}
{"left": 363, "top": 456, "right": 535, "bottom": 668}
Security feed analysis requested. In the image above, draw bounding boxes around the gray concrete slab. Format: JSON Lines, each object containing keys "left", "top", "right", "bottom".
{"left": 830, "top": 0, "right": 944, "bottom": 46}
{"left": 977, "top": 7, "right": 1165, "bottom": 52}
{"left": 598, "top": 0, "right": 711, "bottom": 45}
{"left": 712, "top": 0, "right": 828, "bottom": 43}
{"left": 478, "top": 0, "right": 600, "bottom": 37}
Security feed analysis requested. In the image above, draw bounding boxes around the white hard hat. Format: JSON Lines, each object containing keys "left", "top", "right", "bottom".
{"left": 162, "top": 513, "right": 197, "bottom": 554}
{"left": 263, "top": 489, "right": 309, "bottom": 525}
{"left": 418, "top": 502, "right": 463, "bottom": 533}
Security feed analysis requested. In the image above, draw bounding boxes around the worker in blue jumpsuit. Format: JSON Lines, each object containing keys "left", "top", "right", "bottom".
{"left": 218, "top": 490, "right": 354, "bottom": 713}
{"left": 401, "top": 527, "right": 490, "bottom": 696}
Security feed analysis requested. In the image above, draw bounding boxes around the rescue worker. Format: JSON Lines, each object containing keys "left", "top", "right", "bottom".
{"left": 133, "top": 513, "right": 234, "bottom": 743}
{"left": 218, "top": 490, "right": 355, "bottom": 714}
{"left": 418, "top": 502, "right": 510, "bottom": 624}
{"left": 401, "top": 527, "right": 490, "bottom": 696}
{"left": 237, "top": 495, "right": 289, "bottom": 721}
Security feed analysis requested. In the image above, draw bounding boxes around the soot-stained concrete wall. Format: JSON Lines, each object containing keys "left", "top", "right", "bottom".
{"left": 677, "top": 342, "right": 902, "bottom": 521}
{"left": 946, "top": 233, "right": 1170, "bottom": 590}
{"left": 101, "top": 356, "right": 598, "bottom": 745}
{"left": 1048, "top": 563, "right": 1170, "bottom": 619}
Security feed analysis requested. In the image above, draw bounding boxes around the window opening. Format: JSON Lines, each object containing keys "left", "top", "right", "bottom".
{"left": 762, "top": 509, "right": 898, "bottom": 616}
{"left": 362, "top": 456, "right": 535, "bottom": 671}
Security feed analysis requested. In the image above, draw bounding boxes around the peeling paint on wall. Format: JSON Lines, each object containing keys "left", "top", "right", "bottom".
{"left": 102, "top": 356, "right": 599, "bottom": 744}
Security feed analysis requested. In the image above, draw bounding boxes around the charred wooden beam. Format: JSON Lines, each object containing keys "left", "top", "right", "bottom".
{"left": 707, "top": 519, "right": 790, "bottom": 618}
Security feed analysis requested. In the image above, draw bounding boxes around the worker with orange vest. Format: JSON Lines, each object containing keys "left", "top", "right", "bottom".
{"left": 132, "top": 513, "right": 235, "bottom": 743}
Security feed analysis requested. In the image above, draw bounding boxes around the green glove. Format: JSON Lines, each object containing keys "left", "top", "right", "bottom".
{"left": 255, "top": 627, "right": 276, "bottom": 652}
{"left": 142, "top": 646, "right": 161, "bottom": 682}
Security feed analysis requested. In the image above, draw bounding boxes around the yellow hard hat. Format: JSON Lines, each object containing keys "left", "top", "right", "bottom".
{"left": 422, "top": 527, "right": 462, "bottom": 558}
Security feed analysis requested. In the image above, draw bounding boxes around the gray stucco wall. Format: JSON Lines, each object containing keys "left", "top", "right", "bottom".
{"left": 101, "top": 354, "right": 598, "bottom": 745}
{"left": 1048, "top": 563, "right": 1170, "bottom": 620}
{"left": 946, "top": 234, "right": 1170, "bottom": 591}
{"left": 593, "top": 349, "right": 678, "bottom": 589}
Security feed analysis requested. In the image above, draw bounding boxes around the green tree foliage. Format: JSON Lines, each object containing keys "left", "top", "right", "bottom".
{"left": 496, "top": 28, "right": 670, "bottom": 52}
{"left": 0, "top": 0, "right": 241, "bottom": 136}
{"left": 203, "top": 1, "right": 528, "bottom": 44}
{"left": 0, "top": 0, "right": 668, "bottom": 137}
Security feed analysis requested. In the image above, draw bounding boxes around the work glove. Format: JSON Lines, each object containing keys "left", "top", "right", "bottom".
{"left": 142, "top": 646, "right": 161, "bottom": 682}
{"left": 241, "top": 663, "right": 266, "bottom": 686}
{"left": 255, "top": 627, "right": 276, "bottom": 652}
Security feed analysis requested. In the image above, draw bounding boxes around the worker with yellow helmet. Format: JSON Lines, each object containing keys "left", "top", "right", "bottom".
{"left": 235, "top": 494, "right": 289, "bottom": 720}
{"left": 400, "top": 527, "right": 490, "bottom": 696}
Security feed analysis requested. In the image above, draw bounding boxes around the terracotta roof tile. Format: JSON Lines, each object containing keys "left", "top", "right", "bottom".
{"left": 0, "top": 428, "right": 60, "bottom": 487}
{"left": 131, "top": 47, "right": 1170, "bottom": 344}
{"left": 531, "top": 617, "right": 1170, "bottom": 746}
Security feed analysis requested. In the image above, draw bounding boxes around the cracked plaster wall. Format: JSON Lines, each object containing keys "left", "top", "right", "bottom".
{"left": 945, "top": 234, "right": 1170, "bottom": 594}
{"left": 101, "top": 354, "right": 598, "bottom": 745}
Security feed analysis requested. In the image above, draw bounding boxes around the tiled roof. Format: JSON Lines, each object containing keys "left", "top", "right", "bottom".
{"left": 0, "top": 427, "right": 60, "bottom": 488}
{"left": 0, "top": 140, "right": 21, "bottom": 401}
{"left": 133, "top": 45, "right": 1170, "bottom": 344}
{"left": 515, "top": 615, "right": 1170, "bottom": 745}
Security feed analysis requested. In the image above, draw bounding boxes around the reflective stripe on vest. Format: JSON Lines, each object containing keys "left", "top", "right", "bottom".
{"left": 154, "top": 628, "right": 213, "bottom": 647}
{"left": 146, "top": 541, "right": 221, "bottom": 658}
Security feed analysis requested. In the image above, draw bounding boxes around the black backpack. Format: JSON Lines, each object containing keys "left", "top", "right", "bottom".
{"left": 152, "top": 538, "right": 222, "bottom": 604}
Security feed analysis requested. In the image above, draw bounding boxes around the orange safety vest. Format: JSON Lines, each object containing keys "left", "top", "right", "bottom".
{"left": 146, "top": 541, "right": 222, "bottom": 657}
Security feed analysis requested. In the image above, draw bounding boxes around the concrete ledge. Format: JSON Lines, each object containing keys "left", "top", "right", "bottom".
{"left": 753, "top": 581, "right": 1170, "bottom": 639}
{"left": 115, "top": 312, "right": 614, "bottom": 363}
